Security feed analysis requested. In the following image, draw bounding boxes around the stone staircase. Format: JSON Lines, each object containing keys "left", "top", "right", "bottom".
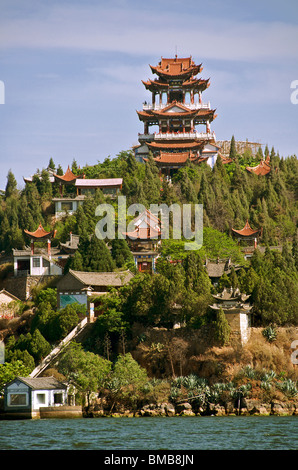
{"left": 30, "top": 316, "right": 91, "bottom": 378}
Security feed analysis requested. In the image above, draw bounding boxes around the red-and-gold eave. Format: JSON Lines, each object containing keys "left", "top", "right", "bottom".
{"left": 232, "top": 220, "right": 261, "bottom": 238}
{"left": 246, "top": 158, "right": 271, "bottom": 176}
{"left": 54, "top": 165, "right": 82, "bottom": 183}
{"left": 137, "top": 107, "right": 216, "bottom": 121}
{"left": 146, "top": 140, "right": 206, "bottom": 151}
{"left": 24, "top": 223, "right": 56, "bottom": 240}
{"left": 150, "top": 62, "right": 202, "bottom": 80}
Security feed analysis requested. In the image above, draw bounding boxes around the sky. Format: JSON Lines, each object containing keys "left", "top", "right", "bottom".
{"left": 0, "top": 0, "right": 298, "bottom": 190}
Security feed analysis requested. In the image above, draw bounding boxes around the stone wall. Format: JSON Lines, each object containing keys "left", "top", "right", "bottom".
{"left": 1, "top": 275, "right": 61, "bottom": 301}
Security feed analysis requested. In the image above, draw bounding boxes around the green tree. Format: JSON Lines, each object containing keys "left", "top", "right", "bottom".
{"left": 5, "top": 170, "right": 17, "bottom": 199}
{"left": 0, "top": 361, "right": 32, "bottom": 393}
{"left": 58, "top": 342, "right": 112, "bottom": 406}
{"left": 229, "top": 135, "right": 237, "bottom": 160}
{"left": 107, "top": 353, "right": 148, "bottom": 412}
{"left": 213, "top": 308, "right": 231, "bottom": 345}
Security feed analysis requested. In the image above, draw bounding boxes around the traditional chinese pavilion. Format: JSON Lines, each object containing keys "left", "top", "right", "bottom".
{"left": 53, "top": 166, "right": 84, "bottom": 196}
{"left": 24, "top": 223, "right": 57, "bottom": 258}
{"left": 134, "top": 55, "right": 218, "bottom": 177}
{"left": 122, "top": 209, "right": 161, "bottom": 273}
{"left": 232, "top": 220, "right": 262, "bottom": 250}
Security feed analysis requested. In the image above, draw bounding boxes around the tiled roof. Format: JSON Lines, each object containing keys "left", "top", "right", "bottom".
{"left": 54, "top": 166, "right": 80, "bottom": 183}
{"left": 17, "top": 377, "right": 67, "bottom": 390}
{"left": 24, "top": 223, "right": 56, "bottom": 240}
{"left": 75, "top": 178, "right": 123, "bottom": 187}
{"left": 232, "top": 220, "right": 260, "bottom": 237}
{"left": 68, "top": 269, "right": 134, "bottom": 287}
{"left": 246, "top": 157, "right": 271, "bottom": 175}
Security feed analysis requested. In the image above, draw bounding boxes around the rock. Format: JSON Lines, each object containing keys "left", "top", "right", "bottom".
{"left": 245, "top": 399, "right": 271, "bottom": 416}
{"left": 271, "top": 401, "right": 292, "bottom": 416}
{"left": 165, "top": 403, "right": 176, "bottom": 417}
{"left": 176, "top": 402, "right": 192, "bottom": 413}
{"left": 179, "top": 409, "right": 196, "bottom": 417}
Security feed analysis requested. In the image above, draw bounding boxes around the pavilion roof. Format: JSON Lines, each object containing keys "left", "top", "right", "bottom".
{"left": 246, "top": 156, "right": 271, "bottom": 175}
{"left": 24, "top": 223, "right": 56, "bottom": 240}
{"left": 54, "top": 166, "right": 82, "bottom": 183}
{"left": 232, "top": 220, "right": 260, "bottom": 237}
{"left": 150, "top": 56, "right": 202, "bottom": 79}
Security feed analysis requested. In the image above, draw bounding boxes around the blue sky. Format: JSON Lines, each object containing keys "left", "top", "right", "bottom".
{"left": 0, "top": 0, "right": 297, "bottom": 190}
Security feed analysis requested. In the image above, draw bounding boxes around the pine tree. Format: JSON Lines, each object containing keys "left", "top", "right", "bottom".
{"left": 5, "top": 170, "right": 17, "bottom": 199}
{"left": 213, "top": 308, "right": 231, "bottom": 345}
{"left": 229, "top": 135, "right": 237, "bottom": 160}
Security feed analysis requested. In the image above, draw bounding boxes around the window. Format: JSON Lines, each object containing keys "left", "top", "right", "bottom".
{"left": 9, "top": 393, "right": 27, "bottom": 406}
{"left": 36, "top": 393, "right": 46, "bottom": 405}
{"left": 61, "top": 201, "right": 73, "bottom": 212}
{"left": 54, "top": 393, "right": 63, "bottom": 405}
{"left": 33, "top": 257, "right": 40, "bottom": 268}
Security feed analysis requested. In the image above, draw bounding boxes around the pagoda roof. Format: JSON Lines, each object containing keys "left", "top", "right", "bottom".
{"left": 142, "top": 77, "right": 209, "bottom": 91}
{"left": 232, "top": 220, "right": 261, "bottom": 238}
{"left": 145, "top": 151, "right": 202, "bottom": 165}
{"left": 137, "top": 102, "right": 216, "bottom": 120}
{"left": 246, "top": 156, "right": 271, "bottom": 176}
{"left": 182, "top": 78, "right": 210, "bottom": 90}
{"left": 142, "top": 79, "right": 169, "bottom": 90}
{"left": 24, "top": 223, "right": 56, "bottom": 240}
{"left": 212, "top": 287, "right": 250, "bottom": 302}
{"left": 54, "top": 166, "right": 82, "bottom": 184}
{"left": 146, "top": 140, "right": 205, "bottom": 150}
{"left": 150, "top": 56, "right": 202, "bottom": 79}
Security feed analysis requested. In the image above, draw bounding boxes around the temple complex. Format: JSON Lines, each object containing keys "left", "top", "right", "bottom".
{"left": 123, "top": 209, "right": 161, "bottom": 273}
{"left": 134, "top": 55, "right": 218, "bottom": 177}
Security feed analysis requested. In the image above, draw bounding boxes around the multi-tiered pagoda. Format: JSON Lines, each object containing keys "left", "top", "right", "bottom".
{"left": 134, "top": 55, "right": 219, "bottom": 177}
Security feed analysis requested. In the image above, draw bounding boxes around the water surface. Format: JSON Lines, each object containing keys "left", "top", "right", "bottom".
{"left": 0, "top": 416, "right": 297, "bottom": 451}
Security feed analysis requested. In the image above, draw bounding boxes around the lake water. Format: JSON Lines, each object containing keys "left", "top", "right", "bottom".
{"left": 0, "top": 416, "right": 297, "bottom": 452}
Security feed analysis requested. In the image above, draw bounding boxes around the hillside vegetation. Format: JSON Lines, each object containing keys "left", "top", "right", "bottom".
{"left": 0, "top": 145, "right": 297, "bottom": 407}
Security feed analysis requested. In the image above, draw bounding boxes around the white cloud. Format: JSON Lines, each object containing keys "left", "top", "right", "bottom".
{"left": 1, "top": 4, "right": 298, "bottom": 63}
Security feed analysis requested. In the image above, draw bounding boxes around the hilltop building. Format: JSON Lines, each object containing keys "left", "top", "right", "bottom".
{"left": 134, "top": 55, "right": 218, "bottom": 177}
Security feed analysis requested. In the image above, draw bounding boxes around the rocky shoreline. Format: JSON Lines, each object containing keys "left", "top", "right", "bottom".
{"left": 84, "top": 399, "right": 298, "bottom": 418}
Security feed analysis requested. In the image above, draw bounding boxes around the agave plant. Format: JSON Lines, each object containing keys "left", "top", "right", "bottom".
{"left": 276, "top": 379, "right": 298, "bottom": 398}
{"left": 262, "top": 325, "right": 277, "bottom": 343}
{"left": 231, "top": 383, "right": 252, "bottom": 399}
{"left": 261, "top": 370, "right": 276, "bottom": 383}
{"left": 241, "top": 365, "right": 257, "bottom": 379}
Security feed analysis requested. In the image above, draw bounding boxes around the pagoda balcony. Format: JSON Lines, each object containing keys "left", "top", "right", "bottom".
{"left": 154, "top": 131, "right": 215, "bottom": 140}
{"left": 143, "top": 101, "right": 211, "bottom": 111}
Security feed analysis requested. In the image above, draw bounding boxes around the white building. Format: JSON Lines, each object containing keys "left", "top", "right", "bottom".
{"left": 4, "top": 376, "right": 69, "bottom": 419}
